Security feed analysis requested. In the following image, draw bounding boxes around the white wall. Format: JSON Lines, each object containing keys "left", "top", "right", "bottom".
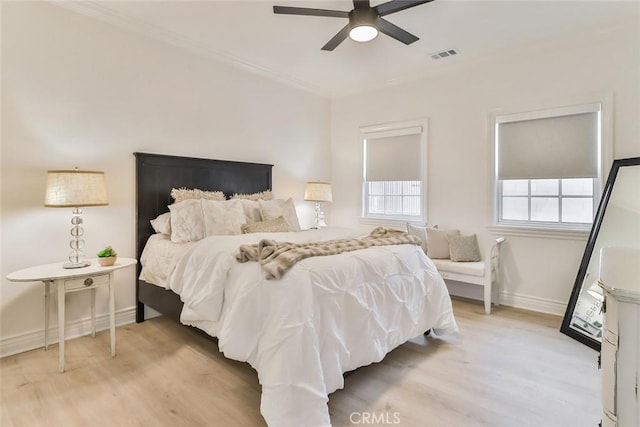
{"left": 0, "top": 2, "right": 330, "bottom": 356}
{"left": 330, "top": 20, "right": 640, "bottom": 315}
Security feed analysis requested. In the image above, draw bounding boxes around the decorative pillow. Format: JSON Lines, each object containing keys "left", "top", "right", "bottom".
{"left": 201, "top": 200, "right": 247, "bottom": 236}
{"left": 406, "top": 223, "right": 428, "bottom": 254}
{"left": 449, "top": 234, "right": 482, "bottom": 262}
{"left": 150, "top": 212, "right": 171, "bottom": 236}
{"left": 259, "top": 198, "right": 301, "bottom": 231}
{"left": 231, "top": 190, "right": 273, "bottom": 201}
{"left": 234, "top": 199, "right": 263, "bottom": 223}
{"left": 426, "top": 228, "right": 460, "bottom": 259}
{"left": 241, "top": 216, "right": 291, "bottom": 234}
{"left": 171, "top": 187, "right": 225, "bottom": 203}
{"left": 169, "top": 199, "right": 206, "bottom": 243}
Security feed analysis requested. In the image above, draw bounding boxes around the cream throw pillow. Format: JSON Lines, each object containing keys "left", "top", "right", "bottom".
{"left": 259, "top": 198, "right": 301, "bottom": 231}
{"left": 171, "top": 187, "right": 225, "bottom": 203}
{"left": 449, "top": 234, "right": 482, "bottom": 262}
{"left": 201, "top": 200, "right": 246, "bottom": 236}
{"left": 169, "top": 199, "right": 206, "bottom": 243}
{"left": 241, "top": 216, "right": 291, "bottom": 233}
{"left": 426, "top": 228, "right": 460, "bottom": 259}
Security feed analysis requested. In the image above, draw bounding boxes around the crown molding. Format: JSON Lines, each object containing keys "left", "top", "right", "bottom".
{"left": 52, "top": 1, "right": 330, "bottom": 98}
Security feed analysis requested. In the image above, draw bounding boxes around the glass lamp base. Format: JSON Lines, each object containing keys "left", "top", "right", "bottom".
{"left": 63, "top": 260, "right": 91, "bottom": 269}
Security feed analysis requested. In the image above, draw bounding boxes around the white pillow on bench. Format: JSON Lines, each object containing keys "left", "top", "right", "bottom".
{"left": 426, "top": 228, "right": 460, "bottom": 259}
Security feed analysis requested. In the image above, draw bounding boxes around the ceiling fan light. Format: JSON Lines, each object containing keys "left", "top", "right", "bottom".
{"left": 349, "top": 25, "right": 378, "bottom": 42}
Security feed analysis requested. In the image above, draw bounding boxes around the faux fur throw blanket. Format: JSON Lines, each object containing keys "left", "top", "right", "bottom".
{"left": 236, "top": 227, "right": 422, "bottom": 280}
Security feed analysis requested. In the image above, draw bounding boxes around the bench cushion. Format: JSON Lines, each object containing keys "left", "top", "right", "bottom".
{"left": 431, "top": 259, "right": 485, "bottom": 277}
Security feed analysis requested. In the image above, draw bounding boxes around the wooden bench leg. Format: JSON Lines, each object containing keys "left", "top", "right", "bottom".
{"left": 484, "top": 279, "right": 492, "bottom": 314}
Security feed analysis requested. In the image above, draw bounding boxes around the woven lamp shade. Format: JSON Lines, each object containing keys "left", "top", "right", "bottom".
{"left": 304, "top": 182, "right": 333, "bottom": 203}
{"left": 44, "top": 170, "right": 109, "bottom": 207}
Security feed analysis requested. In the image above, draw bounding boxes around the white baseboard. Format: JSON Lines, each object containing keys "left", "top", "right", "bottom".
{"left": 0, "top": 307, "right": 136, "bottom": 358}
{"left": 445, "top": 281, "right": 566, "bottom": 316}
{"left": 498, "top": 291, "right": 567, "bottom": 316}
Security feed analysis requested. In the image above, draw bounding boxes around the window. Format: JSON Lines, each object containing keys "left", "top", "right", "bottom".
{"left": 500, "top": 178, "right": 594, "bottom": 224}
{"left": 361, "top": 122, "right": 426, "bottom": 222}
{"left": 494, "top": 103, "right": 602, "bottom": 229}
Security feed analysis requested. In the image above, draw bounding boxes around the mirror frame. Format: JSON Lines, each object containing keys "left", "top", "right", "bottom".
{"left": 560, "top": 157, "right": 640, "bottom": 351}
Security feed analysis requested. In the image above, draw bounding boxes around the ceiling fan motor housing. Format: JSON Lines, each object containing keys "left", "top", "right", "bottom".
{"left": 349, "top": 7, "right": 377, "bottom": 30}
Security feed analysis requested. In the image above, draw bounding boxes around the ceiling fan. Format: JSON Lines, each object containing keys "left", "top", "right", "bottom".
{"left": 273, "top": 0, "right": 434, "bottom": 51}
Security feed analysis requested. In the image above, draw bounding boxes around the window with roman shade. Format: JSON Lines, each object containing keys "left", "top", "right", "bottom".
{"left": 495, "top": 103, "right": 601, "bottom": 228}
{"left": 361, "top": 123, "right": 426, "bottom": 221}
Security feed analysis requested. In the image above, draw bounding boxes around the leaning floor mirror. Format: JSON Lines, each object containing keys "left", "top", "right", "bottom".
{"left": 561, "top": 157, "right": 640, "bottom": 351}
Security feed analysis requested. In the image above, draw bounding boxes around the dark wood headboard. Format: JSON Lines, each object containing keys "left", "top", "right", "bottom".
{"left": 134, "top": 152, "right": 273, "bottom": 322}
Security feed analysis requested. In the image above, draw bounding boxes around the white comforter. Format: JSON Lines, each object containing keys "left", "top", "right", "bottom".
{"left": 167, "top": 227, "right": 458, "bottom": 427}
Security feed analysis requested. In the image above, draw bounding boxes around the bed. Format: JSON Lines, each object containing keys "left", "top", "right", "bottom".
{"left": 134, "top": 152, "right": 458, "bottom": 427}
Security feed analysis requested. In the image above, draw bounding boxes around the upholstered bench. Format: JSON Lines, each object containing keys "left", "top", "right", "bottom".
{"left": 407, "top": 224, "right": 505, "bottom": 314}
{"left": 431, "top": 237, "right": 505, "bottom": 314}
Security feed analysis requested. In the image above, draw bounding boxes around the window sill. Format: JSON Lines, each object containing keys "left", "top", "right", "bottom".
{"left": 486, "top": 224, "right": 590, "bottom": 241}
{"left": 359, "top": 216, "right": 424, "bottom": 230}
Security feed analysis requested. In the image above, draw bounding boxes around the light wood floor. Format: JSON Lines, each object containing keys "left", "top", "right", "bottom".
{"left": 1, "top": 298, "right": 600, "bottom": 427}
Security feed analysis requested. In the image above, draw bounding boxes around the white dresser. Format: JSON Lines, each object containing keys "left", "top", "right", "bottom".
{"left": 598, "top": 247, "right": 640, "bottom": 427}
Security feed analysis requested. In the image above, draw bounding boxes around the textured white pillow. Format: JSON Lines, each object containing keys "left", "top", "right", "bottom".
{"left": 231, "top": 190, "right": 274, "bottom": 201}
{"left": 171, "top": 187, "right": 225, "bottom": 203}
{"left": 234, "top": 199, "right": 263, "bottom": 223}
{"left": 449, "top": 234, "right": 482, "bottom": 262}
{"left": 426, "top": 228, "right": 460, "bottom": 259}
{"left": 259, "top": 198, "right": 301, "bottom": 231}
{"left": 201, "top": 200, "right": 246, "bottom": 236}
{"left": 406, "top": 223, "right": 428, "bottom": 253}
{"left": 169, "top": 199, "right": 205, "bottom": 243}
{"left": 150, "top": 212, "right": 171, "bottom": 235}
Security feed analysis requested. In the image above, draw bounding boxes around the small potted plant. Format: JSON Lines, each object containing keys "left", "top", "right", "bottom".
{"left": 97, "top": 246, "right": 117, "bottom": 266}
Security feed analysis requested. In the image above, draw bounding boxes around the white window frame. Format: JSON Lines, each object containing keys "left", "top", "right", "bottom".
{"left": 498, "top": 178, "right": 597, "bottom": 225}
{"left": 359, "top": 119, "right": 428, "bottom": 227}
{"left": 488, "top": 95, "right": 612, "bottom": 239}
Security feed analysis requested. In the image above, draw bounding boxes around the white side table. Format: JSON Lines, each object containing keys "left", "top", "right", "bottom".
{"left": 6, "top": 258, "right": 137, "bottom": 372}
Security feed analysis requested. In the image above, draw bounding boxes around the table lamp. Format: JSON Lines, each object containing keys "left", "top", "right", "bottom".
{"left": 304, "top": 182, "right": 332, "bottom": 229}
{"left": 44, "top": 168, "right": 108, "bottom": 268}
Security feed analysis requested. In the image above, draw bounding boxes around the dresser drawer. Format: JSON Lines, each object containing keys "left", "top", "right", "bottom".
{"left": 64, "top": 274, "right": 109, "bottom": 291}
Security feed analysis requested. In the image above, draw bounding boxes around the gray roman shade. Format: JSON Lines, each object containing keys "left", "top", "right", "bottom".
{"left": 364, "top": 128, "right": 422, "bottom": 182}
{"left": 497, "top": 110, "right": 599, "bottom": 180}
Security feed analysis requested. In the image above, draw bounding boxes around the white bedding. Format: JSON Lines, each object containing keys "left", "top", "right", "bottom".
{"left": 139, "top": 234, "right": 195, "bottom": 288}
{"left": 161, "top": 227, "right": 458, "bottom": 427}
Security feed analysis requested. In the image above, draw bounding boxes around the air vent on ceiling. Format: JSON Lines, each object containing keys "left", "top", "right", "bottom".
{"left": 430, "top": 48, "right": 460, "bottom": 60}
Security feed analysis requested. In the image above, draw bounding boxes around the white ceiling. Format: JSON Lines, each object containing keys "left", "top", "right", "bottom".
{"left": 60, "top": 0, "right": 640, "bottom": 97}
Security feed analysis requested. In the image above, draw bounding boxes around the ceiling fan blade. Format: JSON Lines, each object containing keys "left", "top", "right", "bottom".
{"left": 375, "top": 0, "right": 434, "bottom": 17}
{"left": 321, "top": 24, "right": 350, "bottom": 51}
{"left": 273, "top": 6, "right": 349, "bottom": 18}
{"left": 353, "top": 0, "right": 371, "bottom": 9}
{"left": 376, "top": 17, "right": 419, "bottom": 45}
